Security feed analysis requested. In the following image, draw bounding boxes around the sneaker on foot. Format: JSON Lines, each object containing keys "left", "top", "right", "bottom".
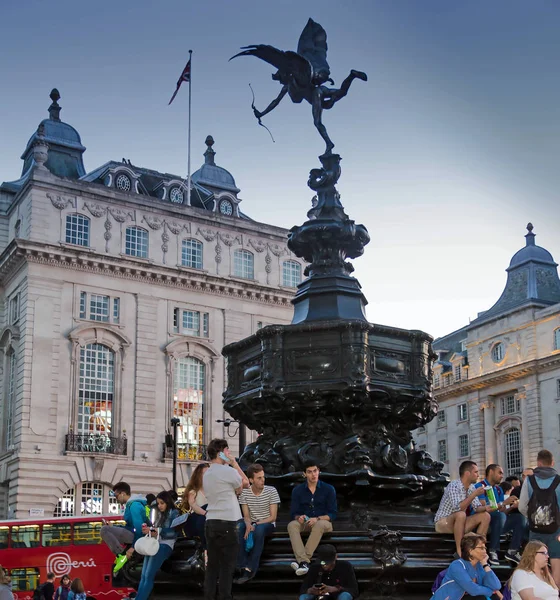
{"left": 505, "top": 551, "right": 521, "bottom": 565}
{"left": 295, "top": 562, "right": 309, "bottom": 576}
{"left": 113, "top": 553, "right": 128, "bottom": 575}
{"left": 234, "top": 570, "right": 252, "bottom": 585}
{"left": 488, "top": 551, "right": 499, "bottom": 565}
{"left": 290, "top": 561, "right": 299, "bottom": 572}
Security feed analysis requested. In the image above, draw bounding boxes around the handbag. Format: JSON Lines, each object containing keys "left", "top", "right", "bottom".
{"left": 134, "top": 531, "right": 159, "bottom": 556}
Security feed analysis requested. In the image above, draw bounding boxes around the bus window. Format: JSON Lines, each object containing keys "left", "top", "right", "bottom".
{"left": 11, "top": 525, "right": 40, "bottom": 548}
{"left": 0, "top": 526, "right": 8, "bottom": 549}
{"left": 73, "top": 521, "right": 103, "bottom": 545}
{"left": 42, "top": 523, "right": 71, "bottom": 547}
{"left": 9, "top": 568, "right": 40, "bottom": 591}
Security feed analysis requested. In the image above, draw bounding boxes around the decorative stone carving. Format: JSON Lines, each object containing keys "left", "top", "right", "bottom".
{"left": 218, "top": 232, "right": 241, "bottom": 247}
{"left": 143, "top": 215, "right": 164, "bottom": 230}
{"left": 248, "top": 239, "right": 266, "bottom": 253}
{"left": 47, "top": 193, "right": 76, "bottom": 210}
{"left": 107, "top": 207, "right": 134, "bottom": 223}
{"left": 371, "top": 526, "right": 407, "bottom": 568}
{"left": 196, "top": 227, "right": 217, "bottom": 242}
{"left": 83, "top": 202, "right": 107, "bottom": 218}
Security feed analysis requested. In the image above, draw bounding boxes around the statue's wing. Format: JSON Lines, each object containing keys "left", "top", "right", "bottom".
{"left": 230, "top": 45, "right": 311, "bottom": 84}
{"left": 297, "top": 18, "right": 330, "bottom": 77}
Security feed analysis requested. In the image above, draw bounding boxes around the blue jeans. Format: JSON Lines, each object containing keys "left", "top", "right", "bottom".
{"left": 135, "top": 543, "right": 173, "bottom": 600}
{"left": 503, "top": 512, "right": 527, "bottom": 550}
{"left": 237, "top": 522, "right": 274, "bottom": 574}
{"left": 488, "top": 510, "right": 506, "bottom": 552}
{"left": 299, "top": 593, "right": 353, "bottom": 600}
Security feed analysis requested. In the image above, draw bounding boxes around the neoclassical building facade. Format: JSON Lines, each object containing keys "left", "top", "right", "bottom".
{"left": 0, "top": 90, "right": 301, "bottom": 518}
{"left": 415, "top": 225, "right": 560, "bottom": 479}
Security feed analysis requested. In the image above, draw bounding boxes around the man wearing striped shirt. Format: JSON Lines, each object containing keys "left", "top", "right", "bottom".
{"left": 235, "top": 463, "right": 280, "bottom": 584}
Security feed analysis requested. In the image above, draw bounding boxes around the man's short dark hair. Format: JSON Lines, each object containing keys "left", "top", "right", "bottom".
{"left": 505, "top": 475, "right": 520, "bottom": 483}
{"left": 303, "top": 462, "right": 319, "bottom": 472}
{"left": 247, "top": 463, "right": 264, "bottom": 480}
{"left": 47, "top": 573, "right": 55, "bottom": 580}
{"left": 485, "top": 463, "right": 500, "bottom": 477}
{"left": 207, "top": 438, "right": 229, "bottom": 460}
{"left": 537, "top": 449, "right": 554, "bottom": 466}
{"left": 459, "top": 461, "right": 477, "bottom": 477}
{"left": 112, "top": 481, "right": 131, "bottom": 495}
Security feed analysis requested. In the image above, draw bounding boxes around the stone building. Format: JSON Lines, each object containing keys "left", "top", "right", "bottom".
{"left": 0, "top": 90, "right": 302, "bottom": 518}
{"left": 415, "top": 224, "right": 560, "bottom": 479}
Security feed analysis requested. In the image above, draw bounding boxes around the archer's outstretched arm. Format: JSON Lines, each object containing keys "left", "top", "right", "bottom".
{"left": 254, "top": 85, "right": 289, "bottom": 119}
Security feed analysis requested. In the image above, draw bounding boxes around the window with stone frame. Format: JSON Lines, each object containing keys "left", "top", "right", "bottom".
{"left": 77, "top": 344, "right": 114, "bottom": 436}
{"left": 173, "top": 357, "right": 205, "bottom": 459}
{"left": 438, "top": 439, "right": 447, "bottom": 463}
{"left": 458, "top": 434, "right": 470, "bottom": 458}
{"left": 555, "top": 328, "right": 560, "bottom": 351}
{"left": 434, "top": 373, "right": 441, "bottom": 388}
{"left": 79, "top": 292, "right": 120, "bottom": 324}
{"left": 65, "top": 214, "right": 90, "bottom": 247}
{"left": 500, "top": 394, "right": 520, "bottom": 416}
{"left": 442, "top": 373, "right": 452, "bottom": 387}
{"left": 505, "top": 428, "right": 522, "bottom": 475}
{"left": 4, "top": 351, "right": 16, "bottom": 450}
{"left": 457, "top": 403, "right": 468, "bottom": 422}
{"left": 437, "top": 409, "right": 446, "bottom": 427}
{"left": 454, "top": 363, "right": 462, "bottom": 382}
{"left": 54, "top": 483, "right": 121, "bottom": 517}
{"left": 172, "top": 308, "right": 209, "bottom": 337}
{"left": 282, "top": 260, "right": 302, "bottom": 287}
{"left": 9, "top": 293, "right": 20, "bottom": 325}
{"left": 233, "top": 249, "right": 254, "bottom": 279}
{"left": 125, "top": 226, "right": 149, "bottom": 258}
{"left": 181, "top": 239, "right": 203, "bottom": 269}
{"left": 491, "top": 342, "right": 505, "bottom": 363}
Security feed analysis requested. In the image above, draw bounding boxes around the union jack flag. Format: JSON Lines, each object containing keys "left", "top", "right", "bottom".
{"left": 168, "top": 59, "right": 191, "bottom": 105}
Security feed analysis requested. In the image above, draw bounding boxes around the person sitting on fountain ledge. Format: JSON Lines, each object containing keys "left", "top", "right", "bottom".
{"left": 298, "top": 544, "right": 359, "bottom": 600}
{"left": 434, "top": 460, "right": 491, "bottom": 558}
{"left": 288, "top": 462, "right": 337, "bottom": 577}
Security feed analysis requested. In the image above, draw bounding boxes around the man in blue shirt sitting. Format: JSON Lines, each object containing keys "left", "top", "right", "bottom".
{"left": 288, "top": 462, "right": 337, "bottom": 576}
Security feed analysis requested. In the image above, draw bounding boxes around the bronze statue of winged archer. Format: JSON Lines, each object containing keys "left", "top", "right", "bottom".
{"left": 231, "top": 18, "right": 367, "bottom": 156}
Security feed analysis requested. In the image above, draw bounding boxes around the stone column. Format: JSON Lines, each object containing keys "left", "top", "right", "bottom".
{"left": 482, "top": 398, "right": 497, "bottom": 467}
{"left": 518, "top": 388, "right": 530, "bottom": 468}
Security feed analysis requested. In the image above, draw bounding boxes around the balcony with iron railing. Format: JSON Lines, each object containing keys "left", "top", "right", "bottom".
{"left": 65, "top": 430, "right": 128, "bottom": 455}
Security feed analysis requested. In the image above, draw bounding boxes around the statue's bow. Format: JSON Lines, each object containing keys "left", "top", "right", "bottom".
{"left": 249, "top": 83, "right": 275, "bottom": 143}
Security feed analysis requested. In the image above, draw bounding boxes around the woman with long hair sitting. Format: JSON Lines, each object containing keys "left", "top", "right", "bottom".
{"left": 180, "top": 463, "right": 210, "bottom": 549}
{"left": 431, "top": 534, "right": 501, "bottom": 600}
{"left": 135, "top": 491, "right": 179, "bottom": 600}
{"left": 510, "top": 540, "right": 558, "bottom": 600}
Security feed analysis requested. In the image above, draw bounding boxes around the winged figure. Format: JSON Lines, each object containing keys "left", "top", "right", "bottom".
{"left": 231, "top": 18, "right": 367, "bottom": 155}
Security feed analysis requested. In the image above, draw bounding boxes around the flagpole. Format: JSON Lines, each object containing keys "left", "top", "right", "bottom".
{"left": 186, "top": 49, "right": 193, "bottom": 207}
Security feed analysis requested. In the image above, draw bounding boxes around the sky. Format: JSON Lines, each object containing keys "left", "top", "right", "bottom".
{"left": 1, "top": 0, "right": 559, "bottom": 340}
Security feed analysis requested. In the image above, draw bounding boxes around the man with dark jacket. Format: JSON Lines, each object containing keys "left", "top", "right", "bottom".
{"left": 519, "top": 450, "right": 560, "bottom": 586}
{"left": 298, "top": 544, "right": 358, "bottom": 600}
{"left": 41, "top": 573, "right": 55, "bottom": 600}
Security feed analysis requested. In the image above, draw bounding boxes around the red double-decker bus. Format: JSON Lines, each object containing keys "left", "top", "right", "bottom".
{"left": 0, "top": 515, "right": 134, "bottom": 600}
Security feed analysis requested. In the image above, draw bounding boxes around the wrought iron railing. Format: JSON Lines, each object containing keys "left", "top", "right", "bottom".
{"left": 163, "top": 442, "right": 207, "bottom": 461}
{"left": 65, "top": 432, "right": 127, "bottom": 455}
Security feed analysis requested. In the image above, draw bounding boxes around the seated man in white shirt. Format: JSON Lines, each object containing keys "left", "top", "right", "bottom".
{"left": 434, "top": 460, "right": 491, "bottom": 557}
{"left": 235, "top": 464, "right": 280, "bottom": 584}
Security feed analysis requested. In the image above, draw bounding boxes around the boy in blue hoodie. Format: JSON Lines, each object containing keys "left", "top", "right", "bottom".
{"left": 100, "top": 481, "right": 148, "bottom": 574}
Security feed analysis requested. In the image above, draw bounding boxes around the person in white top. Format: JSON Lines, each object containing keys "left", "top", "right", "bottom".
{"left": 510, "top": 540, "right": 559, "bottom": 600}
{"left": 203, "top": 439, "right": 249, "bottom": 600}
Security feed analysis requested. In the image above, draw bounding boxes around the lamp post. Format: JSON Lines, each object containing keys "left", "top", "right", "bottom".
{"left": 171, "top": 417, "right": 180, "bottom": 491}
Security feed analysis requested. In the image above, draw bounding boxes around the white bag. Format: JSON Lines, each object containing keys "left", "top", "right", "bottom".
{"left": 134, "top": 532, "right": 159, "bottom": 556}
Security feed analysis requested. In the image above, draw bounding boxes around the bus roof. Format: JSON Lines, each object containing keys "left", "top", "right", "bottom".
{"left": 0, "top": 515, "right": 123, "bottom": 526}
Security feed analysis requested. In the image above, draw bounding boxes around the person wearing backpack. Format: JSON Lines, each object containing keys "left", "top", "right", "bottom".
{"left": 53, "top": 575, "right": 70, "bottom": 600}
{"left": 518, "top": 449, "right": 560, "bottom": 586}
{"left": 41, "top": 573, "right": 55, "bottom": 600}
{"left": 100, "top": 481, "right": 149, "bottom": 575}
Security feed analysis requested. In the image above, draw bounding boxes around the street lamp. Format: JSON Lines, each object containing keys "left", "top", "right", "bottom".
{"left": 170, "top": 417, "right": 180, "bottom": 491}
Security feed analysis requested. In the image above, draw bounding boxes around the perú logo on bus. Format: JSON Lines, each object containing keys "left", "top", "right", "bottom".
{"left": 46, "top": 552, "right": 97, "bottom": 576}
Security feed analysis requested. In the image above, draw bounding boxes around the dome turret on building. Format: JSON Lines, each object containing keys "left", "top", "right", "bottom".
{"left": 191, "top": 136, "right": 240, "bottom": 194}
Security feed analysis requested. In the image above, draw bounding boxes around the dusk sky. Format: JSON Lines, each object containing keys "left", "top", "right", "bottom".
{"left": 1, "top": 1, "right": 559, "bottom": 339}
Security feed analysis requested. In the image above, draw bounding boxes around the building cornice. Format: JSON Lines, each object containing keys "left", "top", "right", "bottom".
{"left": 434, "top": 354, "right": 560, "bottom": 399}
{"left": 0, "top": 240, "right": 295, "bottom": 307}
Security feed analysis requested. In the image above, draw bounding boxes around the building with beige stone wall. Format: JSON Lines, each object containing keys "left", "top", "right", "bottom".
{"left": 414, "top": 224, "right": 560, "bottom": 479}
{"left": 0, "top": 90, "right": 301, "bottom": 518}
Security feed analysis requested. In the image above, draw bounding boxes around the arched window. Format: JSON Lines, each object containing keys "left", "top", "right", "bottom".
{"left": 78, "top": 344, "right": 114, "bottom": 435}
{"left": 554, "top": 328, "right": 560, "bottom": 351}
{"left": 54, "top": 482, "right": 120, "bottom": 517}
{"left": 4, "top": 351, "right": 16, "bottom": 450}
{"left": 125, "top": 226, "right": 149, "bottom": 258}
{"left": 491, "top": 342, "right": 505, "bottom": 363}
{"left": 65, "top": 214, "right": 90, "bottom": 247}
{"left": 234, "top": 249, "right": 254, "bottom": 279}
{"left": 182, "top": 239, "right": 203, "bottom": 269}
{"left": 173, "top": 357, "right": 205, "bottom": 458}
{"left": 282, "top": 260, "right": 302, "bottom": 287}
{"left": 505, "top": 428, "right": 522, "bottom": 475}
